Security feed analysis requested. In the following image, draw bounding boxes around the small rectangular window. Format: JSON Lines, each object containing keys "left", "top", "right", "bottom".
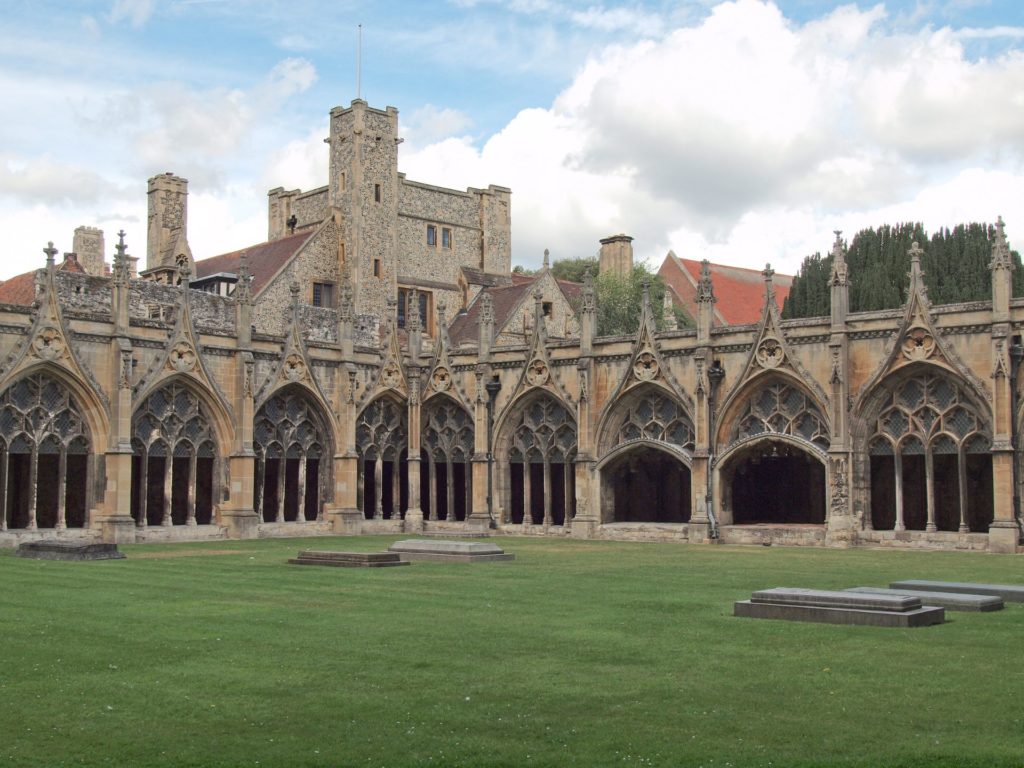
{"left": 542, "top": 301, "right": 553, "bottom": 317}
{"left": 397, "top": 288, "right": 408, "bottom": 329}
{"left": 312, "top": 282, "right": 334, "bottom": 308}
{"left": 374, "top": 183, "right": 381, "bottom": 202}
{"left": 373, "top": 259, "right": 381, "bottom": 277}
{"left": 427, "top": 225, "right": 437, "bottom": 247}
{"left": 397, "top": 288, "right": 430, "bottom": 331}
{"left": 442, "top": 227, "right": 452, "bottom": 249}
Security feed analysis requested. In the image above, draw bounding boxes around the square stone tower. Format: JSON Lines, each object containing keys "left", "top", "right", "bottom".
{"left": 327, "top": 100, "right": 400, "bottom": 317}
{"left": 73, "top": 226, "right": 106, "bottom": 276}
{"left": 145, "top": 172, "right": 194, "bottom": 283}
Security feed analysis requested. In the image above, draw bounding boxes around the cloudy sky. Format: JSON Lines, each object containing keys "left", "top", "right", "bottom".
{"left": 2, "top": 0, "right": 1023, "bottom": 281}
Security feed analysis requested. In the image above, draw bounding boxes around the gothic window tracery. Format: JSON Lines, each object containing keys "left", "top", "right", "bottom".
{"left": 731, "top": 381, "right": 829, "bottom": 450}
{"left": 356, "top": 398, "right": 407, "bottom": 520}
{"left": 0, "top": 372, "right": 91, "bottom": 530}
{"left": 421, "top": 398, "right": 474, "bottom": 522}
{"left": 616, "top": 391, "right": 694, "bottom": 451}
{"left": 132, "top": 382, "right": 217, "bottom": 527}
{"left": 867, "top": 372, "right": 992, "bottom": 533}
{"left": 507, "top": 395, "right": 577, "bottom": 527}
{"left": 254, "top": 389, "right": 330, "bottom": 523}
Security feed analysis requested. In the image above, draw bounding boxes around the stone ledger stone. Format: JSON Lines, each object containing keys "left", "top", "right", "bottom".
{"left": 889, "top": 580, "right": 1024, "bottom": 603}
{"left": 734, "top": 587, "right": 945, "bottom": 627}
{"left": 388, "top": 539, "right": 514, "bottom": 563}
{"left": 846, "top": 587, "right": 1003, "bottom": 612}
{"left": 14, "top": 541, "right": 125, "bottom": 561}
{"left": 288, "top": 550, "right": 408, "bottom": 568}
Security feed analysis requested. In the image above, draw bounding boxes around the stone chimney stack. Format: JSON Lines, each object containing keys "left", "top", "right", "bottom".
{"left": 599, "top": 234, "right": 633, "bottom": 276}
{"left": 146, "top": 172, "right": 193, "bottom": 276}
{"left": 73, "top": 226, "right": 105, "bottom": 276}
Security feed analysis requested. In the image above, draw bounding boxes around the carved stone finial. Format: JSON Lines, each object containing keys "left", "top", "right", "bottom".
{"left": 112, "top": 231, "right": 130, "bottom": 284}
{"left": 436, "top": 299, "right": 447, "bottom": 329}
{"left": 581, "top": 268, "right": 596, "bottom": 313}
{"left": 697, "top": 259, "right": 716, "bottom": 303}
{"left": 480, "top": 291, "right": 494, "bottom": 326}
{"left": 407, "top": 288, "right": 422, "bottom": 333}
{"left": 641, "top": 277, "right": 651, "bottom": 311}
{"left": 990, "top": 215, "right": 1013, "bottom": 272}
{"left": 830, "top": 231, "right": 848, "bottom": 287}
{"left": 908, "top": 241, "right": 924, "bottom": 265}
{"left": 290, "top": 281, "right": 300, "bottom": 298}
{"left": 543, "top": 249, "right": 550, "bottom": 268}
{"left": 43, "top": 241, "right": 57, "bottom": 268}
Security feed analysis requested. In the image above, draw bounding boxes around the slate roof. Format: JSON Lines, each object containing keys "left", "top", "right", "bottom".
{"left": 194, "top": 230, "right": 314, "bottom": 296}
{"left": 658, "top": 252, "right": 793, "bottom": 326}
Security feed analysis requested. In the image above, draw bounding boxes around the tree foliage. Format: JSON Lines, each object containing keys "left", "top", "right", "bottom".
{"left": 550, "top": 257, "right": 598, "bottom": 283}
{"left": 558, "top": 262, "right": 692, "bottom": 336}
{"left": 782, "top": 222, "right": 1024, "bottom": 319}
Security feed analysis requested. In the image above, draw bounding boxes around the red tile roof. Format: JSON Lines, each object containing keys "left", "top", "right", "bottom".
{"left": 0, "top": 253, "right": 89, "bottom": 306}
{"left": 194, "top": 230, "right": 314, "bottom": 296}
{"left": 658, "top": 252, "right": 792, "bottom": 326}
{"left": 449, "top": 280, "right": 534, "bottom": 346}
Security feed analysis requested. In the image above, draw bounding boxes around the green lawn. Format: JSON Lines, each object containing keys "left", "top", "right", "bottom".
{"left": 1, "top": 537, "right": 1022, "bottom": 767}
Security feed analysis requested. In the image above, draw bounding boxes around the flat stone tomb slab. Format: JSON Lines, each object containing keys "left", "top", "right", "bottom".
{"left": 847, "top": 587, "right": 1003, "bottom": 612}
{"left": 288, "top": 550, "right": 409, "bottom": 568}
{"left": 387, "top": 539, "right": 515, "bottom": 563}
{"left": 890, "top": 580, "right": 1024, "bottom": 603}
{"left": 14, "top": 541, "right": 125, "bottom": 561}
{"left": 734, "top": 587, "right": 944, "bottom": 628}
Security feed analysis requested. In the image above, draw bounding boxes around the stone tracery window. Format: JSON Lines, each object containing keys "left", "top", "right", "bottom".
{"left": 731, "top": 381, "right": 829, "bottom": 450}
{"left": 616, "top": 390, "right": 694, "bottom": 452}
{"left": 422, "top": 398, "right": 474, "bottom": 522}
{"left": 868, "top": 372, "right": 991, "bottom": 532}
{"left": 0, "top": 372, "right": 91, "bottom": 530}
{"left": 508, "top": 396, "right": 577, "bottom": 526}
{"left": 132, "top": 382, "right": 217, "bottom": 527}
{"left": 254, "top": 389, "right": 329, "bottom": 523}
{"left": 356, "top": 398, "right": 407, "bottom": 520}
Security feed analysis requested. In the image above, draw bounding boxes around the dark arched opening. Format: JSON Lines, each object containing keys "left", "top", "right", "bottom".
{"left": 601, "top": 446, "right": 690, "bottom": 523}
{"left": 726, "top": 440, "right": 825, "bottom": 524}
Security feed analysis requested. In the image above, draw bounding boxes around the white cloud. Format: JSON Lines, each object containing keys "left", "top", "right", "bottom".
{"left": 0, "top": 154, "right": 127, "bottom": 206}
{"left": 402, "top": 105, "right": 474, "bottom": 150}
{"left": 570, "top": 5, "right": 664, "bottom": 36}
{"left": 109, "top": 0, "right": 155, "bottom": 29}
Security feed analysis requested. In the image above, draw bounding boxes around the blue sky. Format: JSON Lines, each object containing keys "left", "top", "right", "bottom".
{"left": 2, "top": 0, "right": 1023, "bottom": 280}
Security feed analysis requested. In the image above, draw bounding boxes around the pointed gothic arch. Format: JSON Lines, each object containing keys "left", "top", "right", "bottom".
{"left": 356, "top": 394, "right": 408, "bottom": 520}
{"left": 131, "top": 378, "right": 221, "bottom": 527}
{"left": 420, "top": 394, "right": 474, "bottom": 522}
{"left": 495, "top": 391, "right": 577, "bottom": 527}
{"left": 856, "top": 365, "right": 993, "bottom": 533}
{"left": 0, "top": 370, "right": 94, "bottom": 530}
{"left": 254, "top": 383, "right": 335, "bottom": 523}
{"left": 595, "top": 383, "right": 695, "bottom": 524}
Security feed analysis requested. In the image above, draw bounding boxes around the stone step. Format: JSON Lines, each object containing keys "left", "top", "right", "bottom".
{"left": 15, "top": 541, "right": 125, "bottom": 561}
{"left": 734, "top": 599, "right": 945, "bottom": 628}
{"left": 890, "top": 580, "right": 1024, "bottom": 603}
{"left": 288, "top": 550, "right": 408, "bottom": 568}
{"left": 388, "top": 539, "right": 514, "bottom": 563}
{"left": 749, "top": 587, "right": 922, "bottom": 612}
{"left": 846, "top": 587, "right": 1003, "bottom": 612}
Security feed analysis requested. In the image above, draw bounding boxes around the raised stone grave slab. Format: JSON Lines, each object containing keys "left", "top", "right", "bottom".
{"left": 734, "top": 587, "right": 944, "bottom": 627}
{"left": 14, "top": 541, "right": 125, "bottom": 561}
{"left": 288, "top": 550, "right": 408, "bottom": 568}
{"left": 847, "top": 587, "right": 1003, "bottom": 612}
{"left": 388, "top": 539, "right": 514, "bottom": 563}
{"left": 890, "top": 580, "right": 1024, "bottom": 603}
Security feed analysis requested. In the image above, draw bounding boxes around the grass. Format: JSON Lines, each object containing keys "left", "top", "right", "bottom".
{"left": 0, "top": 536, "right": 1022, "bottom": 767}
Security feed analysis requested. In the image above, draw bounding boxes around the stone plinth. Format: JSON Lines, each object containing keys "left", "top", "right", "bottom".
{"left": 890, "top": 580, "right": 1024, "bottom": 603}
{"left": 388, "top": 539, "right": 514, "bottom": 563}
{"left": 846, "top": 587, "right": 1003, "bottom": 612}
{"left": 734, "top": 587, "right": 944, "bottom": 627}
{"left": 15, "top": 541, "right": 125, "bottom": 561}
{"left": 288, "top": 550, "right": 408, "bottom": 568}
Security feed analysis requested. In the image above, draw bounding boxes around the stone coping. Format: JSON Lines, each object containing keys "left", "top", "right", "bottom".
{"left": 846, "top": 587, "right": 1003, "bottom": 612}
{"left": 890, "top": 580, "right": 1024, "bottom": 603}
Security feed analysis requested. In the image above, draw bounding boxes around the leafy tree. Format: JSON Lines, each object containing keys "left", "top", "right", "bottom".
{"left": 512, "top": 264, "right": 536, "bottom": 276}
{"left": 551, "top": 257, "right": 598, "bottom": 283}
{"left": 585, "top": 264, "right": 691, "bottom": 336}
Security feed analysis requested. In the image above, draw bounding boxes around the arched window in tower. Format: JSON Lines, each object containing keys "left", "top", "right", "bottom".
{"left": 421, "top": 398, "right": 474, "bottom": 522}
{"left": 254, "top": 389, "right": 330, "bottom": 523}
{"left": 132, "top": 382, "right": 217, "bottom": 527}
{"left": 356, "top": 398, "right": 408, "bottom": 520}
{"left": 867, "top": 372, "right": 992, "bottom": 533}
{"left": 507, "top": 396, "right": 577, "bottom": 527}
{"left": 0, "top": 373, "right": 91, "bottom": 530}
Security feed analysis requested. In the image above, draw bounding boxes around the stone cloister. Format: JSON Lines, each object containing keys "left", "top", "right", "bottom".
{"left": 0, "top": 225, "right": 1022, "bottom": 554}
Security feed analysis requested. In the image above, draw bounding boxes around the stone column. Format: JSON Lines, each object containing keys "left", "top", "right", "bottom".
{"left": 446, "top": 460, "right": 455, "bottom": 521}
{"left": 404, "top": 377, "right": 424, "bottom": 530}
{"left": 391, "top": 459, "right": 401, "bottom": 520}
{"left": 894, "top": 453, "right": 905, "bottom": 532}
{"left": 0, "top": 448, "right": 7, "bottom": 531}
{"left": 563, "top": 462, "right": 573, "bottom": 527}
{"left": 542, "top": 458, "right": 552, "bottom": 527}
{"left": 54, "top": 449, "right": 68, "bottom": 530}
{"left": 137, "top": 452, "right": 148, "bottom": 527}
{"left": 276, "top": 458, "right": 286, "bottom": 523}
{"left": 522, "top": 462, "right": 532, "bottom": 526}
{"left": 924, "top": 450, "right": 936, "bottom": 532}
{"left": 297, "top": 455, "right": 308, "bottom": 522}
{"left": 958, "top": 450, "right": 969, "bottom": 533}
{"left": 27, "top": 444, "right": 39, "bottom": 530}
{"left": 427, "top": 455, "right": 437, "bottom": 521}
{"left": 373, "top": 456, "right": 383, "bottom": 520}
{"left": 187, "top": 452, "right": 198, "bottom": 526}
{"left": 253, "top": 454, "right": 264, "bottom": 522}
